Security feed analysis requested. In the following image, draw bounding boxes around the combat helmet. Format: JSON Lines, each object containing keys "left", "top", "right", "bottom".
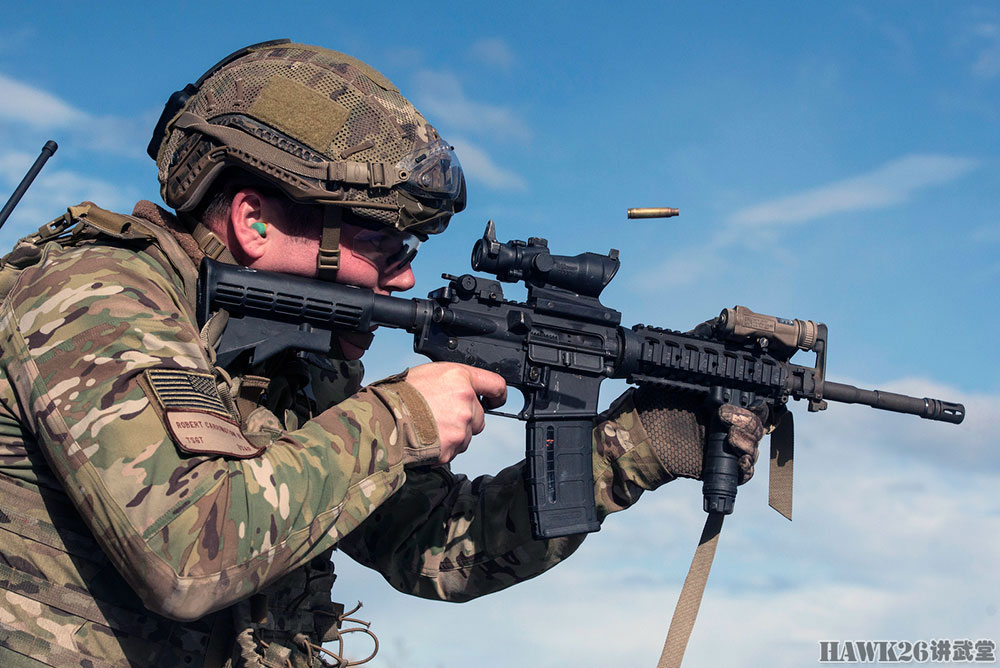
{"left": 148, "top": 39, "right": 465, "bottom": 278}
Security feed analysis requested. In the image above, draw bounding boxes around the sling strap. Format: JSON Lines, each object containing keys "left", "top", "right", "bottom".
{"left": 656, "top": 414, "right": 795, "bottom": 666}
{"left": 655, "top": 512, "right": 723, "bottom": 668}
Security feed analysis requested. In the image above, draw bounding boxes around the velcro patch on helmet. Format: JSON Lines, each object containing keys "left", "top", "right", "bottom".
{"left": 249, "top": 76, "right": 349, "bottom": 152}
{"left": 143, "top": 368, "right": 264, "bottom": 458}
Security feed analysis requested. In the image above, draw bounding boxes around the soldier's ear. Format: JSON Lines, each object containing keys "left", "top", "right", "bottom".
{"left": 230, "top": 188, "right": 270, "bottom": 261}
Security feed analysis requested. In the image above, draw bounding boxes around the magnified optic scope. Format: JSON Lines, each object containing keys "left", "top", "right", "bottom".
{"left": 471, "top": 220, "right": 620, "bottom": 298}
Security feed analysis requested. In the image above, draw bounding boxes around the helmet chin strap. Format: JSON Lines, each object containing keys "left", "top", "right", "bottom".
{"left": 182, "top": 207, "right": 341, "bottom": 279}
{"left": 317, "top": 207, "right": 342, "bottom": 281}
{"left": 183, "top": 213, "right": 240, "bottom": 265}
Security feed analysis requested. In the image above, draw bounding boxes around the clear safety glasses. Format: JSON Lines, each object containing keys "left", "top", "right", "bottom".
{"left": 350, "top": 225, "right": 422, "bottom": 273}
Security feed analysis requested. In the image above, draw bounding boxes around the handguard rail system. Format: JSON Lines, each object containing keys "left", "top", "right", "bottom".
{"left": 198, "top": 221, "right": 965, "bottom": 539}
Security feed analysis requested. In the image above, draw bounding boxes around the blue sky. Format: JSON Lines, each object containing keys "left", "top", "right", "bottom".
{"left": 1, "top": 3, "right": 997, "bottom": 667}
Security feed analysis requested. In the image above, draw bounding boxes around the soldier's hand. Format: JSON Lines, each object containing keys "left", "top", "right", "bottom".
{"left": 634, "top": 389, "right": 768, "bottom": 484}
{"left": 406, "top": 363, "right": 507, "bottom": 464}
{"left": 718, "top": 401, "right": 767, "bottom": 482}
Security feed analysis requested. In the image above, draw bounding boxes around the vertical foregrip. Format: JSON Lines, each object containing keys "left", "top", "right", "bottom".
{"left": 701, "top": 419, "right": 738, "bottom": 514}
{"left": 526, "top": 417, "right": 600, "bottom": 539}
{"left": 701, "top": 388, "right": 741, "bottom": 515}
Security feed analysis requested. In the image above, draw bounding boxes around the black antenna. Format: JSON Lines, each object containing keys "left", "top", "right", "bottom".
{"left": 0, "top": 141, "right": 58, "bottom": 231}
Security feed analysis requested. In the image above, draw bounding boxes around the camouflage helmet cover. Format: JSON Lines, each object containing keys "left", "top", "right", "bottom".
{"left": 150, "top": 39, "right": 465, "bottom": 238}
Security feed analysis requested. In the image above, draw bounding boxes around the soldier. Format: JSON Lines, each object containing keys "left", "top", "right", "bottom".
{"left": 0, "top": 40, "right": 766, "bottom": 667}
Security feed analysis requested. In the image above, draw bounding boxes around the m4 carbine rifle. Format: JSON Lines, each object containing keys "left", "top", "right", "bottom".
{"left": 198, "top": 220, "right": 965, "bottom": 540}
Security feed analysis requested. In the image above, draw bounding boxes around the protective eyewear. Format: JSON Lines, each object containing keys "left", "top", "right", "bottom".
{"left": 350, "top": 225, "right": 422, "bottom": 272}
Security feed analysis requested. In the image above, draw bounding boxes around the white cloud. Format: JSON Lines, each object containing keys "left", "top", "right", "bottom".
{"left": 0, "top": 73, "right": 86, "bottom": 127}
{"left": 0, "top": 73, "right": 151, "bottom": 159}
{"left": 0, "top": 150, "right": 40, "bottom": 182}
{"left": 729, "top": 154, "right": 979, "bottom": 227}
{"left": 35, "top": 169, "right": 134, "bottom": 211}
{"left": 0, "top": 148, "right": 136, "bottom": 243}
{"left": 636, "top": 154, "right": 979, "bottom": 292}
{"left": 469, "top": 38, "right": 516, "bottom": 71}
{"left": 449, "top": 137, "right": 527, "bottom": 192}
{"left": 412, "top": 69, "right": 532, "bottom": 142}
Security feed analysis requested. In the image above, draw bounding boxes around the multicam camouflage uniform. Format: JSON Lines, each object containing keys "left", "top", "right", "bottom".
{"left": 0, "top": 201, "right": 675, "bottom": 667}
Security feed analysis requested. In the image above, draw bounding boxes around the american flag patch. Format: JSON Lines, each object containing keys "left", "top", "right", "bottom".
{"left": 144, "top": 368, "right": 232, "bottom": 420}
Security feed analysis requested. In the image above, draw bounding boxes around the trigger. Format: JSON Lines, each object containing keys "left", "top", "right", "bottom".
{"left": 484, "top": 388, "right": 531, "bottom": 421}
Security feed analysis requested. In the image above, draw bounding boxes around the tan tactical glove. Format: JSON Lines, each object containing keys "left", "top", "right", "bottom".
{"left": 633, "top": 387, "right": 768, "bottom": 484}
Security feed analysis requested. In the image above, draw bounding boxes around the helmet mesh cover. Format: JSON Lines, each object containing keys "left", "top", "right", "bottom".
{"left": 158, "top": 44, "right": 439, "bottom": 226}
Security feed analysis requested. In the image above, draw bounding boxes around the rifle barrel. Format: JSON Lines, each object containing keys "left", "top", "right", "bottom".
{"left": 823, "top": 380, "right": 965, "bottom": 424}
{"left": 0, "top": 141, "right": 58, "bottom": 230}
